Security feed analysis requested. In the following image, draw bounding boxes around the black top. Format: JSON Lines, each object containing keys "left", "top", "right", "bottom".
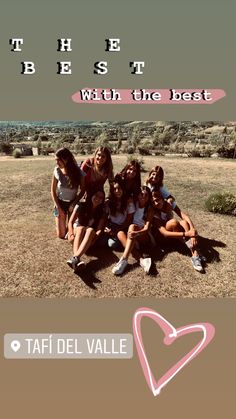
{"left": 74, "top": 201, "right": 105, "bottom": 230}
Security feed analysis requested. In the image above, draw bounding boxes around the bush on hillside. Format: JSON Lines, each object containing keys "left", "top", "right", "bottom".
{"left": 0, "top": 142, "right": 12, "bottom": 154}
{"left": 205, "top": 192, "right": 236, "bottom": 215}
{"left": 13, "top": 148, "right": 22, "bottom": 158}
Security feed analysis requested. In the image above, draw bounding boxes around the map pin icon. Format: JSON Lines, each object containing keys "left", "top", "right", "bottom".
{"left": 11, "top": 340, "right": 21, "bottom": 352}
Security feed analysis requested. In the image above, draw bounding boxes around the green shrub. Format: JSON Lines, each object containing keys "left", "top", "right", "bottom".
{"left": 122, "top": 144, "right": 135, "bottom": 154}
{"left": 13, "top": 148, "right": 22, "bottom": 158}
{"left": 74, "top": 139, "right": 86, "bottom": 154}
{"left": 187, "top": 149, "right": 202, "bottom": 157}
{"left": 41, "top": 148, "right": 49, "bottom": 155}
{"left": 217, "top": 145, "right": 235, "bottom": 159}
{"left": 95, "top": 132, "right": 110, "bottom": 148}
{"left": 205, "top": 192, "right": 236, "bottom": 215}
{"left": 137, "top": 146, "right": 151, "bottom": 156}
{"left": 0, "top": 142, "right": 12, "bottom": 154}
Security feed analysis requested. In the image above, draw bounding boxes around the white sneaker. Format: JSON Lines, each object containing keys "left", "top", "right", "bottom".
{"left": 191, "top": 256, "right": 203, "bottom": 272}
{"left": 140, "top": 257, "right": 152, "bottom": 274}
{"left": 75, "top": 260, "right": 85, "bottom": 270}
{"left": 67, "top": 256, "right": 79, "bottom": 270}
{"left": 112, "top": 259, "right": 128, "bottom": 275}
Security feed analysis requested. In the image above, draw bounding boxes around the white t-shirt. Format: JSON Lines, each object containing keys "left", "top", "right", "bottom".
{"left": 108, "top": 201, "right": 135, "bottom": 226}
{"left": 133, "top": 204, "right": 146, "bottom": 228}
{"left": 54, "top": 166, "right": 84, "bottom": 202}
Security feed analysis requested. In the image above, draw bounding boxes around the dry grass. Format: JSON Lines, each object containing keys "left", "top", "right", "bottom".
{"left": 0, "top": 155, "right": 235, "bottom": 298}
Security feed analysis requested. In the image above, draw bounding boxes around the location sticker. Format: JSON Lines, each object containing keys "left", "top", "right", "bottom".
{"left": 10, "top": 340, "right": 21, "bottom": 353}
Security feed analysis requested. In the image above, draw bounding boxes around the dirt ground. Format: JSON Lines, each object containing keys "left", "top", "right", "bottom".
{"left": 0, "top": 155, "right": 235, "bottom": 297}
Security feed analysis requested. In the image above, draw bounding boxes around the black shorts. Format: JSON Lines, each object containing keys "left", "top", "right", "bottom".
{"left": 108, "top": 221, "right": 127, "bottom": 236}
{"left": 58, "top": 199, "right": 72, "bottom": 214}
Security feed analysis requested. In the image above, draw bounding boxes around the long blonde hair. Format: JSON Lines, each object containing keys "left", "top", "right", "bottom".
{"left": 94, "top": 146, "right": 113, "bottom": 180}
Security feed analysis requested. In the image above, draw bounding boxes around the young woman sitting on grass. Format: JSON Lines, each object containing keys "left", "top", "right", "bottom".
{"left": 67, "top": 190, "right": 106, "bottom": 271}
{"left": 104, "top": 174, "right": 135, "bottom": 249}
{"left": 81, "top": 146, "right": 114, "bottom": 196}
{"left": 151, "top": 190, "right": 204, "bottom": 272}
{"left": 112, "top": 186, "right": 153, "bottom": 276}
{"left": 146, "top": 165, "right": 176, "bottom": 207}
{"left": 51, "top": 147, "right": 85, "bottom": 239}
{"left": 118, "top": 160, "right": 141, "bottom": 201}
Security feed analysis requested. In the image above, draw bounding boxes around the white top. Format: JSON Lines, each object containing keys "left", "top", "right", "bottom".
{"left": 133, "top": 204, "right": 145, "bottom": 228}
{"left": 107, "top": 201, "right": 135, "bottom": 226}
{"left": 54, "top": 166, "right": 84, "bottom": 202}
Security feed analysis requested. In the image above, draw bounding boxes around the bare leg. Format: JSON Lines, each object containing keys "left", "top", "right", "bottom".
{"left": 190, "top": 236, "right": 199, "bottom": 257}
{"left": 73, "top": 226, "right": 86, "bottom": 255}
{"left": 179, "top": 219, "right": 190, "bottom": 232}
{"left": 178, "top": 220, "right": 200, "bottom": 256}
{"left": 117, "top": 230, "right": 140, "bottom": 260}
{"left": 160, "top": 218, "right": 200, "bottom": 255}
{"left": 74, "top": 227, "right": 96, "bottom": 258}
{"left": 165, "top": 218, "right": 187, "bottom": 248}
{"left": 165, "top": 219, "right": 182, "bottom": 232}
{"left": 55, "top": 212, "right": 67, "bottom": 239}
{"left": 117, "top": 231, "right": 127, "bottom": 248}
{"left": 112, "top": 225, "right": 153, "bottom": 275}
{"left": 122, "top": 224, "right": 141, "bottom": 260}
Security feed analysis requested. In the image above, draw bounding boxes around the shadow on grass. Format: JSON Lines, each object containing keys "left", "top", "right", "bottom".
{"left": 148, "top": 235, "right": 226, "bottom": 266}
{"left": 73, "top": 235, "right": 226, "bottom": 287}
{"left": 74, "top": 247, "right": 118, "bottom": 289}
{"left": 74, "top": 268, "right": 101, "bottom": 290}
{"left": 198, "top": 236, "right": 226, "bottom": 263}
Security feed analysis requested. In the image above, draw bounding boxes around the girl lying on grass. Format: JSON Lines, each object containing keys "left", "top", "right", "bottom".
{"left": 112, "top": 186, "right": 153, "bottom": 276}
{"left": 146, "top": 165, "right": 176, "bottom": 208}
{"left": 67, "top": 190, "right": 106, "bottom": 271}
{"left": 104, "top": 174, "right": 135, "bottom": 249}
{"left": 151, "top": 190, "right": 204, "bottom": 272}
{"left": 51, "top": 148, "right": 85, "bottom": 239}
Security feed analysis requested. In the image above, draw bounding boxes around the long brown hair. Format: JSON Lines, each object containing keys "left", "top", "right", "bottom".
{"left": 119, "top": 160, "right": 141, "bottom": 198}
{"left": 93, "top": 146, "right": 113, "bottom": 180}
{"left": 138, "top": 185, "right": 152, "bottom": 205}
{"left": 135, "top": 186, "right": 152, "bottom": 220}
{"left": 55, "top": 147, "right": 81, "bottom": 188}
{"left": 108, "top": 174, "right": 128, "bottom": 216}
{"left": 146, "top": 166, "right": 164, "bottom": 188}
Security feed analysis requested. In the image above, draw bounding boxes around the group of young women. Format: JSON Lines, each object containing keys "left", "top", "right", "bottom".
{"left": 51, "top": 147, "right": 204, "bottom": 276}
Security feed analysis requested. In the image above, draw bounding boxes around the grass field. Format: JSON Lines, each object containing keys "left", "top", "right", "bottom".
{"left": 0, "top": 155, "right": 235, "bottom": 298}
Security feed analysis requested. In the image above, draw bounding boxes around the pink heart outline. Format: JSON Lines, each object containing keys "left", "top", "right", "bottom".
{"left": 133, "top": 307, "right": 215, "bottom": 396}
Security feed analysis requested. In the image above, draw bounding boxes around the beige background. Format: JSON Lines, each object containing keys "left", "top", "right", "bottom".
{"left": 1, "top": 0, "right": 236, "bottom": 120}
{"left": 0, "top": 299, "right": 235, "bottom": 419}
